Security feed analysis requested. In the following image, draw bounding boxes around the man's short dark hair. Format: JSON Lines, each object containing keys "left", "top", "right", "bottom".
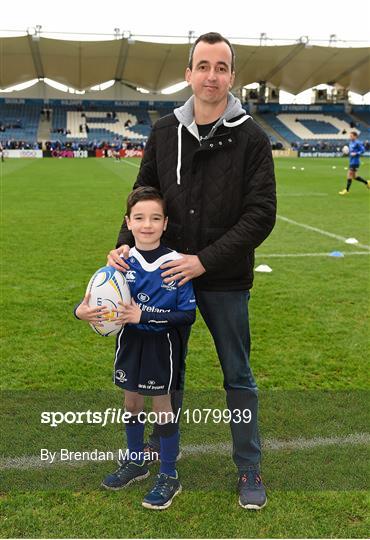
{"left": 188, "top": 32, "right": 235, "bottom": 72}
{"left": 126, "top": 186, "right": 167, "bottom": 217}
{"left": 350, "top": 130, "right": 358, "bottom": 137}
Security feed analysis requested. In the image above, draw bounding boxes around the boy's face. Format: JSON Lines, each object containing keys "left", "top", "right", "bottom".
{"left": 126, "top": 199, "right": 167, "bottom": 250}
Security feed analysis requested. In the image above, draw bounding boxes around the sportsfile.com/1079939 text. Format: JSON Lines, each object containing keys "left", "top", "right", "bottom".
{"left": 40, "top": 408, "right": 252, "bottom": 427}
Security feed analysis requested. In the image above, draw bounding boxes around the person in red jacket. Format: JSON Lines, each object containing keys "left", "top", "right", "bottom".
{"left": 107, "top": 32, "right": 276, "bottom": 510}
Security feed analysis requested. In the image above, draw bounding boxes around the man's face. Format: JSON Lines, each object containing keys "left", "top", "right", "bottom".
{"left": 185, "top": 40, "right": 235, "bottom": 107}
{"left": 349, "top": 133, "right": 357, "bottom": 141}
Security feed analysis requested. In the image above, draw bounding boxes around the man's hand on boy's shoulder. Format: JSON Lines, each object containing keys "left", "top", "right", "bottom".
{"left": 114, "top": 298, "right": 142, "bottom": 325}
{"left": 160, "top": 254, "right": 206, "bottom": 287}
{"left": 107, "top": 244, "right": 131, "bottom": 271}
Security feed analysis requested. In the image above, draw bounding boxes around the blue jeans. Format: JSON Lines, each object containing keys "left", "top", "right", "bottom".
{"left": 196, "top": 290, "right": 261, "bottom": 470}
{"left": 150, "top": 290, "right": 261, "bottom": 471}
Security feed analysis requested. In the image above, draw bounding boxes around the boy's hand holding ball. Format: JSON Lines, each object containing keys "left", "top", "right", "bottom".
{"left": 75, "top": 293, "right": 110, "bottom": 327}
{"left": 114, "top": 298, "right": 142, "bottom": 325}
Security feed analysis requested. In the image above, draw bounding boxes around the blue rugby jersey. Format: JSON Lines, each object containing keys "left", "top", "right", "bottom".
{"left": 124, "top": 244, "right": 196, "bottom": 332}
{"left": 349, "top": 139, "right": 365, "bottom": 168}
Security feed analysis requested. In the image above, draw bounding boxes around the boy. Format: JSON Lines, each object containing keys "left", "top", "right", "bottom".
{"left": 76, "top": 186, "right": 196, "bottom": 509}
{"left": 339, "top": 131, "right": 370, "bottom": 194}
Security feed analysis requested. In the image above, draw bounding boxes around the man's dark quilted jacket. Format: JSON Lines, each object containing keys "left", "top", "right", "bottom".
{"left": 116, "top": 109, "right": 276, "bottom": 292}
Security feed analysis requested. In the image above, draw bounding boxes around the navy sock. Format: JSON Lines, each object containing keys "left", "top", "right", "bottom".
{"left": 346, "top": 178, "right": 352, "bottom": 191}
{"left": 355, "top": 176, "right": 367, "bottom": 185}
{"left": 125, "top": 416, "right": 145, "bottom": 464}
{"left": 159, "top": 429, "right": 179, "bottom": 477}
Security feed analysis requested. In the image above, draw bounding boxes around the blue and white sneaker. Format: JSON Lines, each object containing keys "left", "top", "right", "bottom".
{"left": 238, "top": 466, "right": 267, "bottom": 510}
{"left": 101, "top": 461, "right": 149, "bottom": 490}
{"left": 142, "top": 472, "right": 182, "bottom": 510}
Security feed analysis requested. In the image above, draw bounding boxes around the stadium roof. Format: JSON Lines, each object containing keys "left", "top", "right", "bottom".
{"left": 1, "top": 35, "right": 369, "bottom": 94}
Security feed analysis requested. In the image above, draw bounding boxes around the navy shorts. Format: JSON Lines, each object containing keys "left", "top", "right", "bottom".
{"left": 113, "top": 326, "right": 186, "bottom": 395}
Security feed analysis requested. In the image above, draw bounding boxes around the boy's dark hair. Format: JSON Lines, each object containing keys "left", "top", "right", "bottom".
{"left": 126, "top": 186, "right": 167, "bottom": 217}
{"left": 188, "top": 32, "right": 235, "bottom": 72}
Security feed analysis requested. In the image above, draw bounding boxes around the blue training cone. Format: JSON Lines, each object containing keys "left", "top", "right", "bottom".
{"left": 329, "top": 251, "right": 344, "bottom": 257}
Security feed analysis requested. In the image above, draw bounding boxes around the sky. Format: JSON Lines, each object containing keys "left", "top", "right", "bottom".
{"left": 1, "top": 0, "right": 370, "bottom": 44}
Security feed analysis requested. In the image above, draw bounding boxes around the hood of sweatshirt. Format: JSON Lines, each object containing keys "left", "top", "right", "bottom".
{"left": 173, "top": 93, "right": 250, "bottom": 184}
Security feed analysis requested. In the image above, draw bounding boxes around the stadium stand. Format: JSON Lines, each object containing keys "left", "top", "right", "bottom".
{"left": 155, "top": 105, "right": 175, "bottom": 119}
{"left": 260, "top": 112, "right": 369, "bottom": 146}
{"left": 50, "top": 106, "right": 151, "bottom": 143}
{"left": 351, "top": 106, "right": 370, "bottom": 127}
{"left": 0, "top": 102, "right": 40, "bottom": 145}
{"left": 260, "top": 113, "right": 299, "bottom": 144}
{"left": 251, "top": 111, "right": 288, "bottom": 148}
{"left": 299, "top": 119, "right": 339, "bottom": 135}
{"left": 1, "top": 98, "right": 369, "bottom": 153}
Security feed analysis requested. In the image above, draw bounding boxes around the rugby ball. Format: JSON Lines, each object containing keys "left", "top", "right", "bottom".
{"left": 86, "top": 266, "right": 131, "bottom": 337}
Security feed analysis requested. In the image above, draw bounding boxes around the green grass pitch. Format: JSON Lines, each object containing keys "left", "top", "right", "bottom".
{"left": 1, "top": 156, "right": 369, "bottom": 538}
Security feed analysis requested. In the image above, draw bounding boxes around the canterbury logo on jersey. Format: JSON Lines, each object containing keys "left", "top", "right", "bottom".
{"left": 125, "top": 270, "right": 136, "bottom": 282}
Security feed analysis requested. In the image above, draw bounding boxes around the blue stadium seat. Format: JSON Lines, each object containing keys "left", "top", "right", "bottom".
{"left": 299, "top": 120, "right": 339, "bottom": 134}
{"left": 0, "top": 103, "right": 40, "bottom": 143}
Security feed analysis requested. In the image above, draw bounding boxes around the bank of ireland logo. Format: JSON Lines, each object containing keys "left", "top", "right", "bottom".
{"left": 138, "top": 292, "right": 150, "bottom": 302}
{"left": 115, "top": 370, "right": 127, "bottom": 383}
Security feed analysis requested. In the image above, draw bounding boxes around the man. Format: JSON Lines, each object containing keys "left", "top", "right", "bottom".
{"left": 108, "top": 32, "right": 276, "bottom": 510}
{"left": 339, "top": 131, "right": 370, "bottom": 195}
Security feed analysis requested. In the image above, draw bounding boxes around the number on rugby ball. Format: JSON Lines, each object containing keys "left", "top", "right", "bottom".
{"left": 86, "top": 266, "right": 131, "bottom": 336}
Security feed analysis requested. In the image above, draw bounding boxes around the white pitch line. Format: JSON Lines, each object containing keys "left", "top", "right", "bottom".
{"left": 121, "top": 159, "right": 140, "bottom": 168}
{"left": 278, "top": 192, "right": 328, "bottom": 197}
{"left": 277, "top": 215, "right": 370, "bottom": 251}
{"left": 183, "top": 432, "right": 370, "bottom": 455}
{"left": 256, "top": 252, "right": 370, "bottom": 258}
{"left": 1, "top": 433, "right": 368, "bottom": 470}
